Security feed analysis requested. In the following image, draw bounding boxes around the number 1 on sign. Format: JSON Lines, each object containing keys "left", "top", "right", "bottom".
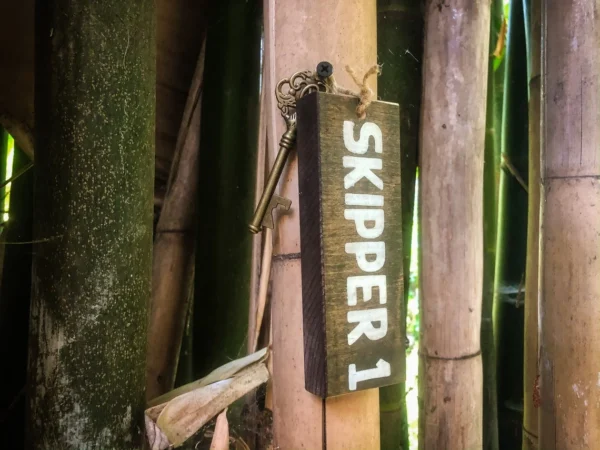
{"left": 349, "top": 359, "right": 391, "bottom": 391}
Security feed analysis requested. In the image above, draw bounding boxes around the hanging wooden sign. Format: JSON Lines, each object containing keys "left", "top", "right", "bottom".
{"left": 297, "top": 92, "right": 405, "bottom": 398}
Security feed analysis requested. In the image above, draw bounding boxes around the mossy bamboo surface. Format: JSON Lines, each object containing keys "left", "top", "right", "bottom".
{"left": 27, "top": 2, "right": 155, "bottom": 447}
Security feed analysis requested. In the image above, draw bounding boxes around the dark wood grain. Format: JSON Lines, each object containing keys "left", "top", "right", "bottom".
{"left": 297, "top": 92, "right": 405, "bottom": 398}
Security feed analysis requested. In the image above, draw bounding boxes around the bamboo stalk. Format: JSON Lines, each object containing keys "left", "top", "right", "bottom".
{"left": 494, "top": 0, "right": 529, "bottom": 447}
{"left": 192, "top": 0, "right": 263, "bottom": 377}
{"left": 539, "top": 1, "right": 600, "bottom": 448}
{"left": 419, "top": 1, "right": 490, "bottom": 448}
{"left": 263, "top": 0, "right": 379, "bottom": 448}
{"left": 522, "top": 0, "right": 541, "bottom": 447}
{"left": 146, "top": 42, "right": 206, "bottom": 401}
{"left": 482, "top": 2, "right": 504, "bottom": 449}
{"left": 27, "top": 1, "right": 155, "bottom": 446}
{"left": 377, "top": 2, "right": 423, "bottom": 448}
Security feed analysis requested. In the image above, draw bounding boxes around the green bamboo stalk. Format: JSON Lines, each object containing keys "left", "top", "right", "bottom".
{"left": 192, "top": 0, "right": 262, "bottom": 377}
{"left": 377, "top": 1, "right": 423, "bottom": 449}
{"left": 494, "top": 0, "right": 529, "bottom": 448}
{"left": 522, "top": 0, "right": 540, "bottom": 447}
{"left": 482, "top": 1, "right": 504, "bottom": 449}
{"left": 27, "top": 2, "right": 155, "bottom": 447}
{"left": 0, "top": 145, "right": 33, "bottom": 448}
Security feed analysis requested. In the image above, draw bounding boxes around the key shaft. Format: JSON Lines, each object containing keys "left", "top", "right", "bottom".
{"left": 248, "top": 116, "right": 297, "bottom": 233}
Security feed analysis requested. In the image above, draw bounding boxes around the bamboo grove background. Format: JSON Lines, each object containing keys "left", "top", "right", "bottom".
{"left": 0, "top": 0, "right": 597, "bottom": 448}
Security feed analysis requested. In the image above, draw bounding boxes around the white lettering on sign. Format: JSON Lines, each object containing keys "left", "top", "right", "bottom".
{"left": 347, "top": 308, "right": 388, "bottom": 345}
{"left": 343, "top": 121, "right": 383, "bottom": 154}
{"left": 343, "top": 119, "right": 391, "bottom": 391}
{"left": 344, "top": 193, "right": 384, "bottom": 207}
{"left": 343, "top": 156, "right": 384, "bottom": 190}
{"left": 345, "top": 242, "right": 386, "bottom": 272}
{"left": 344, "top": 209, "right": 385, "bottom": 239}
{"left": 348, "top": 359, "right": 391, "bottom": 391}
{"left": 346, "top": 275, "right": 387, "bottom": 306}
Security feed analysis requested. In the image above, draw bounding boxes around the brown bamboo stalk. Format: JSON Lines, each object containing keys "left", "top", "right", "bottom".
{"left": 263, "top": 0, "right": 379, "bottom": 448}
{"left": 539, "top": 1, "right": 600, "bottom": 448}
{"left": 146, "top": 42, "right": 206, "bottom": 401}
{"left": 522, "top": 0, "right": 541, "bottom": 448}
{"left": 419, "top": 1, "right": 490, "bottom": 448}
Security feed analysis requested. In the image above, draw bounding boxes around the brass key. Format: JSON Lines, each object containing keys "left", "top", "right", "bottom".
{"left": 249, "top": 63, "right": 333, "bottom": 234}
{"left": 248, "top": 114, "right": 296, "bottom": 233}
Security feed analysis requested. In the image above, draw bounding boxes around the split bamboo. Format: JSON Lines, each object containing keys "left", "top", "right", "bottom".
{"left": 494, "top": 0, "right": 528, "bottom": 447}
{"left": 539, "top": 0, "right": 600, "bottom": 448}
{"left": 27, "top": 1, "right": 155, "bottom": 447}
{"left": 263, "top": 0, "right": 380, "bottom": 448}
{"left": 377, "top": 2, "right": 423, "bottom": 448}
{"left": 419, "top": 0, "right": 490, "bottom": 448}
{"left": 522, "top": 0, "right": 541, "bottom": 447}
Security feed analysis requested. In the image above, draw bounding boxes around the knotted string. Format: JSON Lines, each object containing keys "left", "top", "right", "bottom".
{"left": 325, "top": 64, "right": 381, "bottom": 120}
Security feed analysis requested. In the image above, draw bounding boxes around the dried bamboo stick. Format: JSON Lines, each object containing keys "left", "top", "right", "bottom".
{"left": 146, "top": 42, "right": 206, "bottom": 401}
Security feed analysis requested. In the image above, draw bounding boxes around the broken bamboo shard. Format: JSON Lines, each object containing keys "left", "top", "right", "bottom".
{"left": 263, "top": 0, "right": 379, "bottom": 448}
{"left": 540, "top": 1, "right": 600, "bottom": 448}
{"left": 419, "top": 1, "right": 490, "bottom": 448}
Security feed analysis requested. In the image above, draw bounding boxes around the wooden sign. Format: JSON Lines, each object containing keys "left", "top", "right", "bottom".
{"left": 297, "top": 92, "right": 405, "bottom": 398}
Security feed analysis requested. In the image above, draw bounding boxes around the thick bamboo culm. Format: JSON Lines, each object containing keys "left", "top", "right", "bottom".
{"left": 539, "top": 1, "right": 600, "bottom": 448}
{"left": 419, "top": 1, "right": 490, "bottom": 448}
{"left": 27, "top": 1, "right": 155, "bottom": 447}
{"left": 522, "top": 0, "right": 541, "bottom": 447}
{"left": 263, "top": 0, "right": 380, "bottom": 448}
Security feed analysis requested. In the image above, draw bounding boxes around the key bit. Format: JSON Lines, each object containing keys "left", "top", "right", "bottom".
{"left": 260, "top": 194, "right": 292, "bottom": 230}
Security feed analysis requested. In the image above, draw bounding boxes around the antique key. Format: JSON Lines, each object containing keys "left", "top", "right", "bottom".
{"left": 248, "top": 63, "right": 334, "bottom": 234}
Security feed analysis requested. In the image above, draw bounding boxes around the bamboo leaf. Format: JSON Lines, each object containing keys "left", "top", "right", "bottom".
{"left": 148, "top": 347, "right": 268, "bottom": 408}
{"left": 157, "top": 363, "right": 269, "bottom": 447}
{"left": 209, "top": 409, "right": 229, "bottom": 450}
